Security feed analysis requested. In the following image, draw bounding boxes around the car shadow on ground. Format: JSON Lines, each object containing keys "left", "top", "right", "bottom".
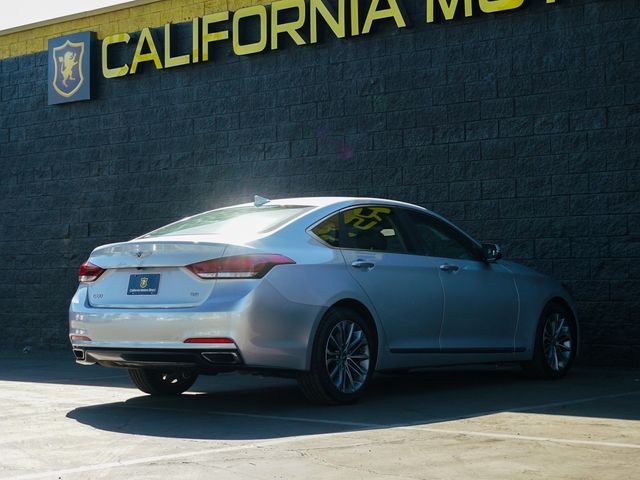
{"left": 65, "top": 367, "right": 640, "bottom": 441}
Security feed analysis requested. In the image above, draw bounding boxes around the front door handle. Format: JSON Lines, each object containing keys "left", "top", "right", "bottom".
{"left": 352, "top": 260, "right": 375, "bottom": 269}
{"left": 439, "top": 263, "right": 459, "bottom": 273}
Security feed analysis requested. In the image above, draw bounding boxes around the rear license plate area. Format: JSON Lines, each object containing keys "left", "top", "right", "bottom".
{"left": 127, "top": 274, "right": 160, "bottom": 295}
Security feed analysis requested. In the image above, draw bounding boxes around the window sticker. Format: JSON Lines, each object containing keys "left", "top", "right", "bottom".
{"left": 344, "top": 207, "right": 391, "bottom": 231}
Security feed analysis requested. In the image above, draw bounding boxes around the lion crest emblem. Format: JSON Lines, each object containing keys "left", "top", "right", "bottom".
{"left": 52, "top": 40, "right": 84, "bottom": 97}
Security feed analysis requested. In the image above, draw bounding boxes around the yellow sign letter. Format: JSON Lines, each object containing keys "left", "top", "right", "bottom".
{"left": 426, "top": 0, "right": 473, "bottom": 23}
{"left": 130, "top": 27, "right": 163, "bottom": 74}
{"left": 271, "top": 0, "right": 307, "bottom": 50}
{"left": 102, "top": 33, "right": 130, "bottom": 78}
{"left": 362, "top": 0, "right": 407, "bottom": 35}
{"left": 478, "top": 0, "right": 524, "bottom": 13}
{"left": 202, "top": 12, "right": 230, "bottom": 62}
{"left": 164, "top": 23, "right": 190, "bottom": 69}
{"left": 233, "top": 6, "right": 268, "bottom": 56}
{"left": 350, "top": 0, "right": 360, "bottom": 36}
{"left": 192, "top": 17, "right": 200, "bottom": 63}
{"left": 310, "top": 0, "right": 346, "bottom": 44}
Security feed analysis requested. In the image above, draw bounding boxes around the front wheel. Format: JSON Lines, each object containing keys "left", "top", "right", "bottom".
{"left": 298, "top": 307, "right": 376, "bottom": 405}
{"left": 523, "top": 303, "right": 577, "bottom": 379}
{"left": 128, "top": 368, "right": 198, "bottom": 396}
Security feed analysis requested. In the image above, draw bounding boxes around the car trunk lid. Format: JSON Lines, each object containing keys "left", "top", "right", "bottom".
{"left": 86, "top": 239, "right": 229, "bottom": 308}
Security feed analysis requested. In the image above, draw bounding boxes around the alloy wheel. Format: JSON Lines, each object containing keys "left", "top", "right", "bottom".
{"left": 542, "top": 312, "right": 573, "bottom": 372}
{"left": 325, "top": 320, "right": 370, "bottom": 394}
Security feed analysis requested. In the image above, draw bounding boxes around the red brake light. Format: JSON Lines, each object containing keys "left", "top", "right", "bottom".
{"left": 186, "top": 254, "right": 295, "bottom": 279}
{"left": 79, "top": 261, "right": 105, "bottom": 282}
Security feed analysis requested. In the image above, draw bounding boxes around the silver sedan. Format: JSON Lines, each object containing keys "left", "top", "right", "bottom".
{"left": 69, "top": 196, "right": 578, "bottom": 404}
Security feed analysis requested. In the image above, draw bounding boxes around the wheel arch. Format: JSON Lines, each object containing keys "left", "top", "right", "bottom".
{"left": 306, "top": 298, "right": 382, "bottom": 371}
{"left": 331, "top": 298, "right": 379, "bottom": 345}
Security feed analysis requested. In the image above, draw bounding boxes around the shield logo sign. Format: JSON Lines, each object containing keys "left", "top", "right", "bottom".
{"left": 52, "top": 40, "right": 84, "bottom": 97}
{"left": 139, "top": 277, "right": 149, "bottom": 289}
{"left": 48, "top": 32, "right": 94, "bottom": 105}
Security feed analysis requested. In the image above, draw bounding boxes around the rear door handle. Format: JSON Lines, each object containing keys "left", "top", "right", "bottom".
{"left": 352, "top": 260, "right": 375, "bottom": 269}
{"left": 439, "top": 264, "right": 459, "bottom": 273}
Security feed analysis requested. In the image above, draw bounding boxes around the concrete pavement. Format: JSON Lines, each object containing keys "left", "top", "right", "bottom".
{"left": 1, "top": 351, "right": 639, "bottom": 479}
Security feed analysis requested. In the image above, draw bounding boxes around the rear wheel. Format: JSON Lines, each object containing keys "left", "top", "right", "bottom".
{"left": 298, "top": 307, "right": 376, "bottom": 405}
{"left": 523, "top": 303, "right": 576, "bottom": 379}
{"left": 128, "top": 368, "right": 198, "bottom": 396}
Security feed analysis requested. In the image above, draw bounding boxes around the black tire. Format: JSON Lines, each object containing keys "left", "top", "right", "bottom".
{"left": 523, "top": 302, "right": 577, "bottom": 379}
{"left": 128, "top": 368, "right": 198, "bottom": 396}
{"left": 297, "top": 307, "right": 376, "bottom": 405}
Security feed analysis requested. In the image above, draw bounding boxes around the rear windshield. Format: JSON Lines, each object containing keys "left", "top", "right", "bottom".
{"left": 142, "top": 205, "right": 313, "bottom": 238}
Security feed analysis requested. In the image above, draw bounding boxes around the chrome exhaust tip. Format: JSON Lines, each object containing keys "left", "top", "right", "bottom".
{"left": 73, "top": 349, "right": 86, "bottom": 361}
{"left": 201, "top": 352, "right": 240, "bottom": 365}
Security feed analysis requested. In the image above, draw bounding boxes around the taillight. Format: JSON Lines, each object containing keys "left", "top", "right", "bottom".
{"left": 186, "top": 254, "right": 295, "bottom": 279}
{"left": 78, "top": 261, "right": 105, "bottom": 282}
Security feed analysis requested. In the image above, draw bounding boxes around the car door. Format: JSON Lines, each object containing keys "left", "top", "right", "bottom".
{"left": 403, "top": 210, "right": 519, "bottom": 353}
{"left": 333, "top": 206, "right": 444, "bottom": 352}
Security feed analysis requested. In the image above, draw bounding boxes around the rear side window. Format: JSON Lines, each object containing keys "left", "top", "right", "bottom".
{"left": 311, "top": 207, "right": 408, "bottom": 253}
{"left": 142, "top": 205, "right": 312, "bottom": 238}
{"left": 342, "top": 207, "right": 408, "bottom": 253}
{"left": 312, "top": 214, "right": 340, "bottom": 247}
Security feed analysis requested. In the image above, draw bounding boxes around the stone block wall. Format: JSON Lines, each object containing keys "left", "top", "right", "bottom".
{"left": 0, "top": 0, "right": 638, "bottom": 364}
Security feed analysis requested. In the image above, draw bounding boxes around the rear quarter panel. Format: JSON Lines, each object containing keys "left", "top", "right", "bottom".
{"left": 246, "top": 228, "right": 388, "bottom": 371}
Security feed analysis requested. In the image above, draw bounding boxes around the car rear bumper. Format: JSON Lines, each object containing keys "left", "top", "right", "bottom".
{"left": 69, "top": 281, "right": 325, "bottom": 371}
{"left": 73, "top": 346, "right": 243, "bottom": 371}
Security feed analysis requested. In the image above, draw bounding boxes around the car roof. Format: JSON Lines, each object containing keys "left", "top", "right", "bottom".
{"left": 131, "top": 196, "right": 480, "bottom": 247}
{"left": 236, "top": 196, "right": 429, "bottom": 211}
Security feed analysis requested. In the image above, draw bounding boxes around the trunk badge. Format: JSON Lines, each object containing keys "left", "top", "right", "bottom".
{"left": 130, "top": 250, "right": 151, "bottom": 259}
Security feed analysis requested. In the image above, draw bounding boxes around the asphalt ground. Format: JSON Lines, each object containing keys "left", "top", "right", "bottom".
{"left": 0, "top": 351, "right": 639, "bottom": 480}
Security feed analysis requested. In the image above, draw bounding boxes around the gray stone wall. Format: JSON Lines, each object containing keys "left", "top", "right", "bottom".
{"left": 0, "top": 0, "right": 638, "bottom": 364}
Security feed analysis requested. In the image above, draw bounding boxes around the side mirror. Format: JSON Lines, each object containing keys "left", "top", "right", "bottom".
{"left": 482, "top": 243, "right": 502, "bottom": 262}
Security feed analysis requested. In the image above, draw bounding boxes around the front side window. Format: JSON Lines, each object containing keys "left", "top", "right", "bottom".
{"left": 142, "top": 205, "right": 312, "bottom": 238}
{"left": 341, "top": 206, "right": 408, "bottom": 253}
{"left": 406, "top": 211, "right": 481, "bottom": 260}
